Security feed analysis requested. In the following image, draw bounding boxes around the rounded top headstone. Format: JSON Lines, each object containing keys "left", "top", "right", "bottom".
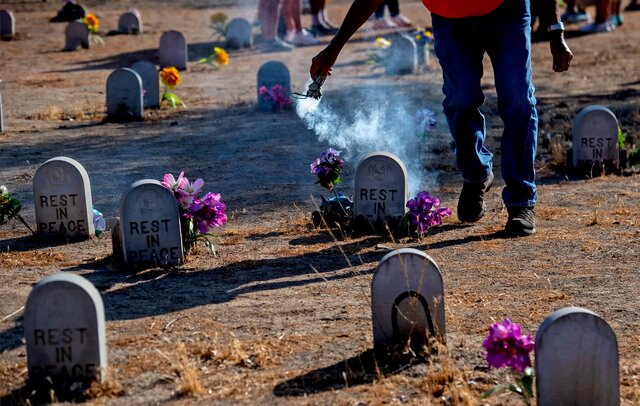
{"left": 225, "top": 17, "right": 252, "bottom": 49}
{"left": 371, "top": 248, "right": 445, "bottom": 346}
{"left": 572, "top": 105, "right": 619, "bottom": 168}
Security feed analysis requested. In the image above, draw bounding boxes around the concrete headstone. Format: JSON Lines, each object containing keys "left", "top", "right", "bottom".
{"left": 225, "top": 18, "right": 252, "bottom": 49}
{"left": 0, "top": 9, "right": 16, "bottom": 38}
{"left": 257, "top": 61, "right": 290, "bottom": 111}
{"left": 0, "top": 92, "right": 3, "bottom": 132}
{"left": 159, "top": 30, "right": 187, "bottom": 71}
{"left": 371, "top": 248, "right": 445, "bottom": 348}
{"left": 385, "top": 35, "right": 417, "bottom": 75}
{"left": 535, "top": 307, "right": 620, "bottom": 406}
{"left": 106, "top": 67, "right": 144, "bottom": 121}
{"left": 572, "top": 105, "right": 619, "bottom": 169}
{"left": 131, "top": 61, "right": 159, "bottom": 109}
{"left": 354, "top": 152, "right": 408, "bottom": 224}
{"left": 118, "top": 11, "right": 142, "bottom": 34}
{"left": 64, "top": 21, "right": 89, "bottom": 51}
{"left": 119, "top": 180, "right": 184, "bottom": 268}
{"left": 25, "top": 273, "right": 107, "bottom": 387}
{"left": 33, "top": 157, "right": 94, "bottom": 238}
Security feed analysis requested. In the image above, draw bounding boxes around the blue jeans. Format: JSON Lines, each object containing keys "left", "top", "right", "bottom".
{"left": 432, "top": 0, "right": 538, "bottom": 208}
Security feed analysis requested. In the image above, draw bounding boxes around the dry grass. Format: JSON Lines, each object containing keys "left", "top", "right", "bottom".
{"left": 85, "top": 373, "right": 126, "bottom": 399}
{"left": 166, "top": 343, "right": 205, "bottom": 398}
{"left": 25, "top": 100, "right": 105, "bottom": 121}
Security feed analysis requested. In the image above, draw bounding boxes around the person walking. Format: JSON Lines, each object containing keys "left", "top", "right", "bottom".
{"left": 372, "top": 0, "right": 413, "bottom": 29}
{"left": 310, "top": 0, "right": 573, "bottom": 237}
{"left": 259, "top": 0, "right": 318, "bottom": 52}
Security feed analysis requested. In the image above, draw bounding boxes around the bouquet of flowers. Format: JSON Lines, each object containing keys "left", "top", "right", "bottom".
{"left": 82, "top": 13, "right": 104, "bottom": 45}
{"left": 0, "top": 185, "right": 34, "bottom": 233}
{"left": 310, "top": 148, "right": 352, "bottom": 228}
{"left": 481, "top": 319, "right": 535, "bottom": 405}
{"left": 404, "top": 191, "right": 451, "bottom": 237}
{"left": 198, "top": 46, "right": 230, "bottom": 69}
{"left": 159, "top": 67, "right": 186, "bottom": 108}
{"left": 366, "top": 37, "right": 391, "bottom": 68}
{"left": 259, "top": 84, "right": 292, "bottom": 111}
{"left": 209, "top": 12, "right": 229, "bottom": 40}
{"left": 161, "top": 172, "right": 227, "bottom": 255}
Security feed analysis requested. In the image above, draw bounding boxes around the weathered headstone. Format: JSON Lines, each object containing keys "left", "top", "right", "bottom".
{"left": 159, "top": 30, "right": 187, "bottom": 71}
{"left": 25, "top": 273, "right": 107, "bottom": 387}
{"left": 572, "top": 105, "right": 619, "bottom": 170}
{"left": 257, "top": 61, "right": 290, "bottom": 111}
{"left": 119, "top": 180, "right": 184, "bottom": 268}
{"left": 225, "top": 17, "right": 252, "bottom": 49}
{"left": 118, "top": 11, "right": 142, "bottom": 34}
{"left": 535, "top": 307, "right": 619, "bottom": 406}
{"left": 64, "top": 21, "right": 89, "bottom": 51}
{"left": 131, "top": 61, "right": 159, "bottom": 109}
{"left": 371, "top": 248, "right": 445, "bottom": 349}
{"left": 106, "top": 67, "right": 144, "bottom": 121}
{"left": 385, "top": 35, "right": 418, "bottom": 75}
{"left": 0, "top": 9, "right": 16, "bottom": 39}
{"left": 33, "top": 157, "right": 94, "bottom": 239}
{"left": 0, "top": 92, "right": 3, "bottom": 132}
{"left": 354, "top": 151, "right": 408, "bottom": 225}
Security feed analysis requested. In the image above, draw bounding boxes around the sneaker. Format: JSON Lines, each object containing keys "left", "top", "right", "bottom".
{"left": 561, "top": 11, "right": 591, "bottom": 23}
{"left": 457, "top": 172, "right": 494, "bottom": 223}
{"left": 579, "top": 21, "right": 614, "bottom": 33}
{"left": 610, "top": 14, "right": 624, "bottom": 27}
{"left": 259, "top": 38, "right": 294, "bottom": 53}
{"left": 284, "top": 29, "right": 320, "bottom": 46}
{"left": 372, "top": 18, "right": 397, "bottom": 30}
{"left": 505, "top": 206, "right": 536, "bottom": 237}
{"left": 310, "top": 23, "right": 339, "bottom": 36}
{"left": 391, "top": 14, "right": 413, "bottom": 28}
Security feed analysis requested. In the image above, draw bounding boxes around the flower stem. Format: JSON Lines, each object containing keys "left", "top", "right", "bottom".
{"left": 332, "top": 189, "right": 349, "bottom": 217}
{"left": 16, "top": 213, "right": 35, "bottom": 234}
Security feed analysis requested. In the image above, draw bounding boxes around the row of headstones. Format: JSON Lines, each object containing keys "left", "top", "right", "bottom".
{"left": 20, "top": 251, "right": 620, "bottom": 404}
{"left": 28, "top": 157, "right": 183, "bottom": 269}
{"left": 65, "top": 11, "right": 143, "bottom": 51}
{"left": 105, "top": 58, "right": 293, "bottom": 120}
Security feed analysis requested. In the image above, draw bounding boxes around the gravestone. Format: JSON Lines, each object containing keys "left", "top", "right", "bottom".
{"left": 0, "top": 92, "right": 3, "bottom": 132}
{"left": 572, "top": 105, "right": 619, "bottom": 170}
{"left": 257, "top": 61, "right": 290, "bottom": 111}
{"left": 159, "top": 30, "right": 187, "bottom": 71}
{"left": 118, "top": 11, "right": 142, "bottom": 34}
{"left": 131, "top": 61, "right": 160, "bottom": 109}
{"left": 385, "top": 35, "right": 418, "bottom": 75}
{"left": 0, "top": 10, "right": 16, "bottom": 39}
{"left": 33, "top": 157, "right": 94, "bottom": 239}
{"left": 119, "top": 180, "right": 184, "bottom": 268}
{"left": 64, "top": 21, "right": 89, "bottom": 51}
{"left": 371, "top": 248, "right": 445, "bottom": 349}
{"left": 354, "top": 151, "right": 408, "bottom": 225}
{"left": 225, "top": 18, "right": 252, "bottom": 49}
{"left": 535, "top": 307, "right": 619, "bottom": 406}
{"left": 51, "top": 2, "right": 86, "bottom": 23}
{"left": 106, "top": 68, "right": 144, "bottom": 121}
{"left": 25, "top": 273, "right": 107, "bottom": 387}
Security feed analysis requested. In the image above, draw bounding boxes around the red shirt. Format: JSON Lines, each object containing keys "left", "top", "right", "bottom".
{"left": 422, "top": 0, "right": 505, "bottom": 18}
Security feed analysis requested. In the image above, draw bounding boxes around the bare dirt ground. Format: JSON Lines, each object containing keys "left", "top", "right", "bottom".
{"left": 1, "top": 0, "right": 639, "bottom": 404}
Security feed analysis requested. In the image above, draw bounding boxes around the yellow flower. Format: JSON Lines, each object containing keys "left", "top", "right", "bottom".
{"left": 375, "top": 37, "right": 391, "bottom": 49}
{"left": 83, "top": 13, "right": 99, "bottom": 33}
{"left": 210, "top": 12, "right": 227, "bottom": 25}
{"left": 214, "top": 47, "right": 229, "bottom": 66}
{"left": 159, "top": 67, "right": 181, "bottom": 89}
{"left": 425, "top": 31, "right": 434, "bottom": 40}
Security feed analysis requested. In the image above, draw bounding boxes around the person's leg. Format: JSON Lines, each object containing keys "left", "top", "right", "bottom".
{"left": 594, "top": 0, "right": 612, "bottom": 23}
{"left": 283, "top": 0, "right": 319, "bottom": 45}
{"left": 484, "top": 0, "right": 537, "bottom": 233}
{"left": 432, "top": 14, "right": 493, "bottom": 222}
{"left": 387, "top": 0, "right": 400, "bottom": 16}
{"left": 374, "top": 3, "right": 386, "bottom": 19}
{"left": 259, "top": 0, "right": 279, "bottom": 40}
{"left": 387, "top": 0, "right": 413, "bottom": 27}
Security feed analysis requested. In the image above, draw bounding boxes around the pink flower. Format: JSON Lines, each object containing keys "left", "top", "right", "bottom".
{"left": 188, "top": 192, "right": 227, "bottom": 234}
{"left": 180, "top": 177, "right": 204, "bottom": 195}
{"left": 406, "top": 191, "right": 451, "bottom": 235}
{"left": 161, "top": 172, "right": 187, "bottom": 191}
{"left": 482, "top": 319, "right": 535, "bottom": 373}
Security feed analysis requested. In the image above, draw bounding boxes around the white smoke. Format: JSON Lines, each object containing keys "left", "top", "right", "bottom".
{"left": 296, "top": 84, "right": 437, "bottom": 197}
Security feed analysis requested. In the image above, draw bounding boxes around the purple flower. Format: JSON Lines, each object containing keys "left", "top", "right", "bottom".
{"left": 414, "top": 108, "right": 437, "bottom": 136}
{"left": 187, "top": 192, "right": 227, "bottom": 234}
{"left": 260, "top": 84, "right": 292, "bottom": 110}
{"left": 482, "top": 319, "right": 535, "bottom": 373}
{"left": 406, "top": 191, "right": 451, "bottom": 235}
{"left": 310, "top": 148, "right": 345, "bottom": 191}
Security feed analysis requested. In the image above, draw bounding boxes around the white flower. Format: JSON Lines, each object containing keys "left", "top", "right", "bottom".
{"left": 0, "top": 185, "right": 8, "bottom": 196}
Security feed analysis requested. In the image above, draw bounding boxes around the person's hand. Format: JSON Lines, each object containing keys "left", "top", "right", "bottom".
{"left": 310, "top": 44, "right": 340, "bottom": 80}
{"left": 550, "top": 34, "right": 572, "bottom": 72}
